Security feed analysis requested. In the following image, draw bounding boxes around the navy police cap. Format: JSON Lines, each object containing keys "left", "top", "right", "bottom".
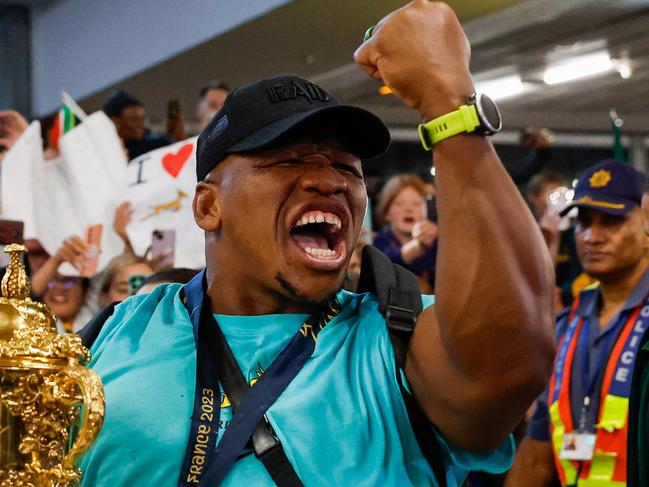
{"left": 560, "top": 160, "right": 646, "bottom": 217}
{"left": 196, "top": 74, "right": 390, "bottom": 181}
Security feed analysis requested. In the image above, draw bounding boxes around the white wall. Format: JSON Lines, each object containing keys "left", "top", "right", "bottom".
{"left": 31, "top": 0, "right": 290, "bottom": 116}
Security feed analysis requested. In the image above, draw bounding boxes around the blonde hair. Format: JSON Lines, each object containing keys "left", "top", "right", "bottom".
{"left": 376, "top": 174, "right": 427, "bottom": 225}
{"left": 100, "top": 254, "right": 152, "bottom": 295}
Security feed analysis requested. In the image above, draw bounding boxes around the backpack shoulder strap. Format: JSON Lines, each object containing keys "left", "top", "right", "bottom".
{"left": 357, "top": 245, "right": 447, "bottom": 487}
{"left": 357, "top": 245, "right": 422, "bottom": 366}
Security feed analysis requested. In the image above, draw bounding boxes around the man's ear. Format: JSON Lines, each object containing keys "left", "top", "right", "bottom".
{"left": 193, "top": 182, "right": 222, "bottom": 232}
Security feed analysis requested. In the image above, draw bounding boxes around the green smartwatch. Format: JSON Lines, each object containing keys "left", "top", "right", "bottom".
{"left": 418, "top": 93, "right": 502, "bottom": 150}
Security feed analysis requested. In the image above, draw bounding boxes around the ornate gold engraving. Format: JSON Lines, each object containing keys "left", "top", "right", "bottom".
{"left": 0, "top": 244, "right": 105, "bottom": 486}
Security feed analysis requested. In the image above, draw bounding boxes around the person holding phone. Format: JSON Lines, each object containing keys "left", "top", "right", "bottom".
{"left": 373, "top": 175, "right": 438, "bottom": 294}
{"left": 30, "top": 235, "right": 94, "bottom": 333}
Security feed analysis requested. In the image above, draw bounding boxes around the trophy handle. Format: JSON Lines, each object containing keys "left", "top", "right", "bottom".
{"left": 61, "top": 365, "right": 106, "bottom": 470}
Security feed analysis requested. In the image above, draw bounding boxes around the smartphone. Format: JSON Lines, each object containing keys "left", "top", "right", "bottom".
{"left": 167, "top": 100, "right": 180, "bottom": 119}
{"left": 151, "top": 229, "right": 175, "bottom": 269}
{"left": 0, "top": 219, "right": 24, "bottom": 268}
{"left": 0, "top": 219, "right": 24, "bottom": 245}
{"left": 80, "top": 224, "right": 103, "bottom": 277}
{"left": 426, "top": 196, "right": 438, "bottom": 223}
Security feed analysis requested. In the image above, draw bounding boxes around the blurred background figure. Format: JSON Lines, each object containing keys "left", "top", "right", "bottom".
{"left": 135, "top": 267, "right": 198, "bottom": 294}
{"left": 98, "top": 254, "right": 154, "bottom": 307}
{"left": 0, "top": 110, "right": 29, "bottom": 162}
{"left": 30, "top": 236, "right": 93, "bottom": 332}
{"left": 527, "top": 171, "right": 566, "bottom": 221}
{"left": 43, "top": 274, "right": 90, "bottom": 334}
{"left": 373, "top": 175, "right": 438, "bottom": 294}
{"left": 196, "top": 81, "right": 230, "bottom": 133}
{"left": 103, "top": 90, "right": 172, "bottom": 159}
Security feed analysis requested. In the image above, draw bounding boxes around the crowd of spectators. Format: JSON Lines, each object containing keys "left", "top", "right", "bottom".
{"left": 1, "top": 72, "right": 645, "bottom": 487}
{"left": 0, "top": 86, "right": 612, "bottom": 346}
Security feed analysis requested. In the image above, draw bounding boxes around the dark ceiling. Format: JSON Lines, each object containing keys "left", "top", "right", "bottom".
{"left": 77, "top": 0, "right": 649, "bottom": 134}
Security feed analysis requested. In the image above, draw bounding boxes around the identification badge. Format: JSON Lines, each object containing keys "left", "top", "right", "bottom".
{"left": 559, "top": 432, "right": 596, "bottom": 460}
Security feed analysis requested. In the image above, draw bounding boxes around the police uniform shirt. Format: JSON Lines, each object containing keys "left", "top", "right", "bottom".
{"left": 527, "top": 265, "right": 649, "bottom": 440}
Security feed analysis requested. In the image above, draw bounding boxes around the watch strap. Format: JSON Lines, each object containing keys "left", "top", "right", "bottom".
{"left": 418, "top": 104, "right": 480, "bottom": 150}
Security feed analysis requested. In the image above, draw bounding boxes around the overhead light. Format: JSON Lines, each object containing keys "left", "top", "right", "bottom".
{"left": 378, "top": 85, "right": 392, "bottom": 95}
{"left": 475, "top": 74, "right": 524, "bottom": 101}
{"left": 543, "top": 51, "right": 613, "bottom": 85}
{"left": 613, "top": 57, "right": 633, "bottom": 79}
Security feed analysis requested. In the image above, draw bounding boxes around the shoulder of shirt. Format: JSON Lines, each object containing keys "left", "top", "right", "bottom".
{"left": 372, "top": 228, "right": 392, "bottom": 244}
{"left": 336, "top": 289, "right": 435, "bottom": 318}
{"left": 554, "top": 286, "right": 598, "bottom": 337}
{"left": 89, "top": 283, "right": 185, "bottom": 360}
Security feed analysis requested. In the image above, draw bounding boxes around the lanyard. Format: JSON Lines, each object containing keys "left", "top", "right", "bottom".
{"left": 177, "top": 270, "right": 334, "bottom": 487}
{"left": 576, "top": 318, "right": 618, "bottom": 432}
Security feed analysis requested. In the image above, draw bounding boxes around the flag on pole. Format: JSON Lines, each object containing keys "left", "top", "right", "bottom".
{"left": 609, "top": 108, "right": 627, "bottom": 162}
{"left": 48, "top": 92, "right": 88, "bottom": 151}
{"left": 49, "top": 105, "right": 78, "bottom": 151}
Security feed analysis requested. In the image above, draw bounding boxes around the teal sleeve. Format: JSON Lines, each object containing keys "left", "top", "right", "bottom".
{"left": 437, "top": 431, "right": 515, "bottom": 485}
{"left": 421, "top": 294, "right": 435, "bottom": 309}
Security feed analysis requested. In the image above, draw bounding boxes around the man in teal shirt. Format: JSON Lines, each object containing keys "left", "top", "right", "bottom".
{"left": 80, "top": 1, "right": 555, "bottom": 485}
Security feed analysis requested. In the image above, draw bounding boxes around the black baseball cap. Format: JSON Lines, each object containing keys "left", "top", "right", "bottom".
{"left": 196, "top": 74, "right": 391, "bottom": 181}
{"left": 560, "top": 160, "right": 646, "bottom": 216}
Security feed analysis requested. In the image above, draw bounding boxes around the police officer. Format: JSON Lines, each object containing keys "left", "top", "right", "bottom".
{"left": 506, "top": 160, "right": 648, "bottom": 487}
{"left": 627, "top": 182, "right": 649, "bottom": 487}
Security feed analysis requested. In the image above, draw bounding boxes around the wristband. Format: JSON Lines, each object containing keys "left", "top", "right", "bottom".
{"left": 417, "top": 104, "right": 480, "bottom": 150}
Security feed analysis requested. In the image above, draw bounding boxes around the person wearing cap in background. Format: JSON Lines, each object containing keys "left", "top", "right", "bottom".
{"left": 79, "top": 2, "right": 553, "bottom": 486}
{"left": 506, "top": 160, "right": 649, "bottom": 487}
{"left": 103, "top": 90, "right": 173, "bottom": 159}
{"left": 627, "top": 180, "right": 649, "bottom": 487}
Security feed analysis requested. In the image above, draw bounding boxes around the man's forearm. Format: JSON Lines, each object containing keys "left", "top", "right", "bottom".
{"left": 504, "top": 438, "right": 557, "bottom": 487}
{"left": 434, "top": 134, "right": 554, "bottom": 395}
{"left": 31, "top": 256, "right": 61, "bottom": 296}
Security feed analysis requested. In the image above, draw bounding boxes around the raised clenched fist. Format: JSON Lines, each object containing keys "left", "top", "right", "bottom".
{"left": 354, "top": 0, "right": 474, "bottom": 120}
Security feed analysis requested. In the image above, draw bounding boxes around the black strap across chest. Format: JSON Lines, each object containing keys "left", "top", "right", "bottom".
{"left": 178, "top": 270, "right": 333, "bottom": 487}
{"left": 81, "top": 249, "right": 448, "bottom": 487}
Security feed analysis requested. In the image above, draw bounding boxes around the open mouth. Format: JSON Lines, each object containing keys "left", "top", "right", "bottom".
{"left": 403, "top": 217, "right": 415, "bottom": 225}
{"left": 290, "top": 210, "right": 346, "bottom": 269}
{"left": 47, "top": 292, "right": 69, "bottom": 304}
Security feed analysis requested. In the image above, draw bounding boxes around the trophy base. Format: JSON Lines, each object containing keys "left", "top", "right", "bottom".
{"left": 0, "top": 361, "right": 84, "bottom": 487}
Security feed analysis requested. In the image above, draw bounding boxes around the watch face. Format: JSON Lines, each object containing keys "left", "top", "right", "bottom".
{"left": 476, "top": 94, "right": 502, "bottom": 134}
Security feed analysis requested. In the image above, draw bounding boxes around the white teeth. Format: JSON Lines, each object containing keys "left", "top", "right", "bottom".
{"left": 305, "top": 247, "right": 335, "bottom": 258}
{"left": 294, "top": 211, "right": 342, "bottom": 232}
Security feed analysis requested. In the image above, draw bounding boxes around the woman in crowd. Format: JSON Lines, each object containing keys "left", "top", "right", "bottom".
{"left": 373, "top": 175, "right": 438, "bottom": 294}
{"left": 30, "top": 236, "right": 93, "bottom": 333}
{"left": 98, "top": 254, "right": 154, "bottom": 307}
{"left": 43, "top": 274, "right": 90, "bottom": 334}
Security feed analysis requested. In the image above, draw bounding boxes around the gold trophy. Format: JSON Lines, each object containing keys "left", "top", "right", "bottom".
{"left": 0, "top": 244, "right": 105, "bottom": 486}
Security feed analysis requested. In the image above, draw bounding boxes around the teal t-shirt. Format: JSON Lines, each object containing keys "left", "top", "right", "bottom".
{"left": 80, "top": 284, "right": 513, "bottom": 486}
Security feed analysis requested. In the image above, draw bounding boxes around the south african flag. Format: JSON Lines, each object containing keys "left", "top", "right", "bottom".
{"left": 48, "top": 105, "right": 78, "bottom": 151}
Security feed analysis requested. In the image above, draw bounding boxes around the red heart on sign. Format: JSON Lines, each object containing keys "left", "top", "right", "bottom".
{"left": 162, "top": 143, "right": 193, "bottom": 178}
